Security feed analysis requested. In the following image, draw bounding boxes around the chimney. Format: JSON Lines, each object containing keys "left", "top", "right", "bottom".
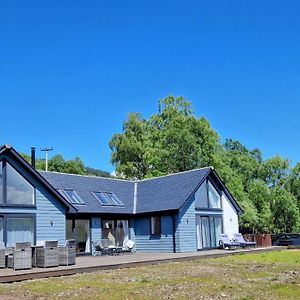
{"left": 31, "top": 147, "right": 36, "bottom": 169}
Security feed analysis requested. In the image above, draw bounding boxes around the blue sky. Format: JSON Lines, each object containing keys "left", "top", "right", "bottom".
{"left": 1, "top": 1, "right": 300, "bottom": 172}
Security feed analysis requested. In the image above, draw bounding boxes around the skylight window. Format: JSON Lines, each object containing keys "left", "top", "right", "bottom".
{"left": 62, "top": 189, "right": 85, "bottom": 205}
{"left": 93, "top": 192, "right": 124, "bottom": 206}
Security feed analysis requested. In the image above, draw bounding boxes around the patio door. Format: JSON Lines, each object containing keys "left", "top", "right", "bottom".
{"left": 102, "top": 220, "right": 129, "bottom": 247}
{"left": 66, "top": 219, "right": 91, "bottom": 254}
{"left": 197, "top": 215, "right": 222, "bottom": 249}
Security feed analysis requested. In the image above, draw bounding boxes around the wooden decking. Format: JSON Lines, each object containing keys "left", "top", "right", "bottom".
{"left": 0, "top": 246, "right": 284, "bottom": 283}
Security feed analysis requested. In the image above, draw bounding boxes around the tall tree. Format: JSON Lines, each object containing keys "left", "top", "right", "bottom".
{"left": 110, "top": 96, "right": 220, "bottom": 179}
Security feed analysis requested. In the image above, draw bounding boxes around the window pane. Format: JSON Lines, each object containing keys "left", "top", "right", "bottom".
{"left": 151, "top": 217, "right": 161, "bottom": 235}
{"left": 201, "top": 217, "right": 211, "bottom": 248}
{"left": 105, "top": 193, "right": 124, "bottom": 206}
{"left": 93, "top": 192, "right": 112, "bottom": 205}
{"left": 0, "top": 161, "right": 2, "bottom": 204}
{"left": 63, "top": 190, "right": 84, "bottom": 204}
{"left": 6, "top": 217, "right": 34, "bottom": 247}
{"left": 195, "top": 181, "right": 209, "bottom": 208}
{"left": 214, "top": 217, "right": 222, "bottom": 247}
{"left": 66, "top": 219, "right": 73, "bottom": 240}
{"left": 6, "top": 163, "right": 34, "bottom": 205}
{"left": 75, "top": 219, "right": 90, "bottom": 253}
{"left": 208, "top": 182, "right": 221, "bottom": 208}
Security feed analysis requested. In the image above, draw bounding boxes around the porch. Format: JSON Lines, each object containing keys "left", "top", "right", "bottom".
{"left": 0, "top": 246, "right": 283, "bottom": 283}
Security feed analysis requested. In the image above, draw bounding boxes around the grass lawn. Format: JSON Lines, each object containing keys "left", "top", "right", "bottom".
{"left": 0, "top": 250, "right": 299, "bottom": 299}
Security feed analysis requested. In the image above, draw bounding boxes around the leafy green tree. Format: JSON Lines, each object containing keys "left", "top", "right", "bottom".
{"left": 262, "top": 156, "right": 290, "bottom": 187}
{"left": 110, "top": 96, "right": 220, "bottom": 179}
{"left": 270, "top": 187, "right": 300, "bottom": 233}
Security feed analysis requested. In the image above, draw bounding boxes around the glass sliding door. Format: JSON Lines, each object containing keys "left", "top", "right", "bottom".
{"left": 102, "top": 219, "right": 129, "bottom": 247}
{"left": 213, "top": 217, "right": 222, "bottom": 247}
{"left": 197, "top": 215, "right": 223, "bottom": 249}
{"left": 75, "top": 219, "right": 90, "bottom": 254}
{"left": 201, "top": 217, "right": 211, "bottom": 248}
{"left": 6, "top": 217, "right": 34, "bottom": 247}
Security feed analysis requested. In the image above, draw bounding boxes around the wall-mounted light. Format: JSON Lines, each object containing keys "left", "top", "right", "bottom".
{"left": 50, "top": 219, "right": 53, "bottom": 226}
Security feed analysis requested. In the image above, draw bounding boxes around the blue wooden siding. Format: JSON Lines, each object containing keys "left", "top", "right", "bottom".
{"left": 133, "top": 215, "right": 173, "bottom": 252}
{"left": 91, "top": 216, "right": 101, "bottom": 255}
{"left": 0, "top": 152, "right": 67, "bottom": 245}
{"left": 176, "top": 195, "right": 197, "bottom": 252}
{"left": 91, "top": 217, "right": 102, "bottom": 244}
{"left": 35, "top": 187, "right": 66, "bottom": 245}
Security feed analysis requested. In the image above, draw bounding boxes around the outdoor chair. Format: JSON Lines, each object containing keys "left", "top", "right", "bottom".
{"left": 233, "top": 233, "right": 256, "bottom": 248}
{"left": 219, "top": 234, "right": 240, "bottom": 250}
{"left": 101, "top": 239, "right": 117, "bottom": 255}
{"left": 59, "top": 239, "right": 76, "bottom": 266}
{"left": 36, "top": 240, "right": 59, "bottom": 268}
{"left": 0, "top": 242, "right": 6, "bottom": 268}
{"left": 121, "top": 239, "right": 135, "bottom": 254}
{"left": 7, "top": 242, "right": 32, "bottom": 270}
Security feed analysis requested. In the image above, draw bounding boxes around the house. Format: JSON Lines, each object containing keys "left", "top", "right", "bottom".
{"left": 0, "top": 145, "right": 243, "bottom": 254}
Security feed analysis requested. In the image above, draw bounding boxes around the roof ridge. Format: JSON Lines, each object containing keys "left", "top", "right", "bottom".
{"left": 39, "top": 170, "right": 136, "bottom": 183}
{"left": 138, "top": 166, "right": 213, "bottom": 182}
{"left": 39, "top": 167, "right": 214, "bottom": 183}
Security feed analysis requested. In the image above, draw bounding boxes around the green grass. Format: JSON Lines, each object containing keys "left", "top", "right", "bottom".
{"left": 0, "top": 250, "right": 299, "bottom": 299}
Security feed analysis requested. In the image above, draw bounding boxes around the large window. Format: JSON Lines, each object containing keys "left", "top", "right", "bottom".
{"left": 102, "top": 219, "right": 129, "bottom": 247}
{"left": 6, "top": 163, "right": 34, "bottom": 205}
{"left": 150, "top": 216, "right": 161, "bottom": 235}
{"left": 0, "top": 161, "right": 35, "bottom": 206}
{"left": 208, "top": 182, "right": 221, "bottom": 209}
{"left": 195, "top": 180, "right": 221, "bottom": 209}
{"left": 6, "top": 216, "right": 34, "bottom": 247}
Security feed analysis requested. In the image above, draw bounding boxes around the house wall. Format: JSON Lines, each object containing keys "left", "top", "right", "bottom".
{"left": 0, "top": 152, "right": 67, "bottom": 245}
{"left": 222, "top": 193, "right": 239, "bottom": 239}
{"left": 133, "top": 215, "right": 174, "bottom": 252}
{"left": 175, "top": 179, "right": 240, "bottom": 252}
{"left": 176, "top": 196, "right": 197, "bottom": 252}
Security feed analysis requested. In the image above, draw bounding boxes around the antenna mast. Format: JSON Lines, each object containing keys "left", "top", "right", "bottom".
{"left": 41, "top": 147, "right": 53, "bottom": 171}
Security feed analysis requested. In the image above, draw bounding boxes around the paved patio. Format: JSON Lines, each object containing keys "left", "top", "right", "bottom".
{"left": 0, "top": 246, "right": 284, "bottom": 283}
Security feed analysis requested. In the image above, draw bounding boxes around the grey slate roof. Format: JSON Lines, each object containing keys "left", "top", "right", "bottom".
{"left": 136, "top": 168, "right": 211, "bottom": 213}
{"left": 40, "top": 171, "right": 135, "bottom": 214}
{"left": 39, "top": 167, "right": 242, "bottom": 215}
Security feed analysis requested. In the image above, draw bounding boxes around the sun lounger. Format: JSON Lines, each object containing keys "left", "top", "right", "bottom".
{"left": 219, "top": 234, "right": 240, "bottom": 250}
{"left": 233, "top": 233, "right": 256, "bottom": 248}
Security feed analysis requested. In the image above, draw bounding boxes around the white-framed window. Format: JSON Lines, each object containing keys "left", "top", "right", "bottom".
{"left": 195, "top": 180, "right": 221, "bottom": 209}
{"left": 0, "top": 161, "right": 35, "bottom": 206}
{"left": 208, "top": 181, "right": 221, "bottom": 209}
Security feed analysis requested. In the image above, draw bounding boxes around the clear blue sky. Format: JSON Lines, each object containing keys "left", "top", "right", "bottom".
{"left": 1, "top": 1, "right": 300, "bottom": 172}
